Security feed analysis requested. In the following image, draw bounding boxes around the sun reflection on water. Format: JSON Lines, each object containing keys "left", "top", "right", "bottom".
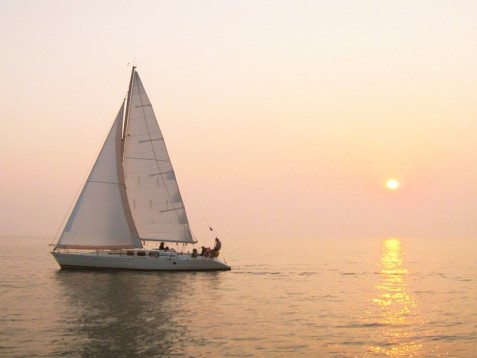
{"left": 367, "top": 238, "right": 423, "bottom": 356}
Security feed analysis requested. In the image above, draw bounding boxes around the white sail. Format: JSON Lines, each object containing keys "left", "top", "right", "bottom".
{"left": 123, "top": 72, "right": 194, "bottom": 243}
{"left": 56, "top": 103, "right": 142, "bottom": 249}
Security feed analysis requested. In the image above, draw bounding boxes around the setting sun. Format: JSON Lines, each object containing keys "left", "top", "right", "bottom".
{"left": 385, "top": 179, "right": 400, "bottom": 190}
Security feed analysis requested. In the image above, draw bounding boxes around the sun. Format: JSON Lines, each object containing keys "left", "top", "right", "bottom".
{"left": 385, "top": 179, "right": 400, "bottom": 190}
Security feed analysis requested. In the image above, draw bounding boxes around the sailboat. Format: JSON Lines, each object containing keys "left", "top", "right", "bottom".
{"left": 51, "top": 67, "right": 231, "bottom": 271}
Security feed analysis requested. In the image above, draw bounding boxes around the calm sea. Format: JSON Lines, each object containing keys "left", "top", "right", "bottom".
{"left": 0, "top": 236, "right": 475, "bottom": 357}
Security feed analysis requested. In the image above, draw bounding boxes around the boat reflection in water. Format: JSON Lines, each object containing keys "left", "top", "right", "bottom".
{"left": 54, "top": 270, "right": 191, "bottom": 357}
{"left": 367, "top": 238, "right": 423, "bottom": 356}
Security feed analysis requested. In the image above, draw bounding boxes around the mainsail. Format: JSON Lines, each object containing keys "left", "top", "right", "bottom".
{"left": 56, "top": 102, "right": 142, "bottom": 249}
{"left": 123, "top": 71, "right": 194, "bottom": 244}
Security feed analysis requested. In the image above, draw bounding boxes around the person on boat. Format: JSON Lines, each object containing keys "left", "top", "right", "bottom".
{"left": 159, "top": 242, "right": 165, "bottom": 250}
{"left": 199, "top": 246, "right": 210, "bottom": 257}
{"left": 211, "top": 238, "right": 222, "bottom": 257}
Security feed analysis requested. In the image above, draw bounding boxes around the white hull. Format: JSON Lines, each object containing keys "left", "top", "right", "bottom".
{"left": 51, "top": 249, "right": 231, "bottom": 271}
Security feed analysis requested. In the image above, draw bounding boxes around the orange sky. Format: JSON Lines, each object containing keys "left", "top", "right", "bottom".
{"left": 1, "top": 0, "right": 476, "bottom": 240}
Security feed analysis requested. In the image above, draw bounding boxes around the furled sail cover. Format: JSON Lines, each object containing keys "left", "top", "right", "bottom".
{"left": 56, "top": 103, "right": 142, "bottom": 249}
{"left": 123, "top": 72, "right": 194, "bottom": 243}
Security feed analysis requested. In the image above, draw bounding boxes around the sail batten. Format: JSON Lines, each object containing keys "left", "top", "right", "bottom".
{"left": 88, "top": 180, "right": 124, "bottom": 185}
{"left": 124, "top": 156, "right": 170, "bottom": 162}
{"left": 149, "top": 171, "right": 173, "bottom": 176}
{"left": 139, "top": 138, "right": 163, "bottom": 143}
{"left": 160, "top": 207, "right": 184, "bottom": 213}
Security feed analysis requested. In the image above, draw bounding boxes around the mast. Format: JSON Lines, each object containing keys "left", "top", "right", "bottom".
{"left": 123, "top": 66, "right": 136, "bottom": 140}
{"left": 119, "top": 66, "right": 142, "bottom": 244}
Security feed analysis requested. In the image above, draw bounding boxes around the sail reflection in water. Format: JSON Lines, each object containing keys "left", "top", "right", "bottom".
{"left": 367, "top": 238, "right": 424, "bottom": 356}
{"left": 54, "top": 271, "right": 190, "bottom": 357}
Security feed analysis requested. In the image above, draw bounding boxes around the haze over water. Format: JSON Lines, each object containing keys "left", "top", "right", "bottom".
{"left": 2, "top": 1, "right": 477, "bottom": 240}
{"left": 1, "top": 236, "right": 475, "bottom": 357}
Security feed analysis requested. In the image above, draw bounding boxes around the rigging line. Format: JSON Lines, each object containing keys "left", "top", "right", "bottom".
{"left": 181, "top": 170, "right": 217, "bottom": 239}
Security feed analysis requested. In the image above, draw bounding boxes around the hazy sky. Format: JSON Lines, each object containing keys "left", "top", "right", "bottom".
{"left": 1, "top": 0, "right": 476, "bottom": 240}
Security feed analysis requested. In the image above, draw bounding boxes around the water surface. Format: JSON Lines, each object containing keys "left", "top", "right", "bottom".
{"left": 0, "top": 236, "right": 475, "bottom": 357}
